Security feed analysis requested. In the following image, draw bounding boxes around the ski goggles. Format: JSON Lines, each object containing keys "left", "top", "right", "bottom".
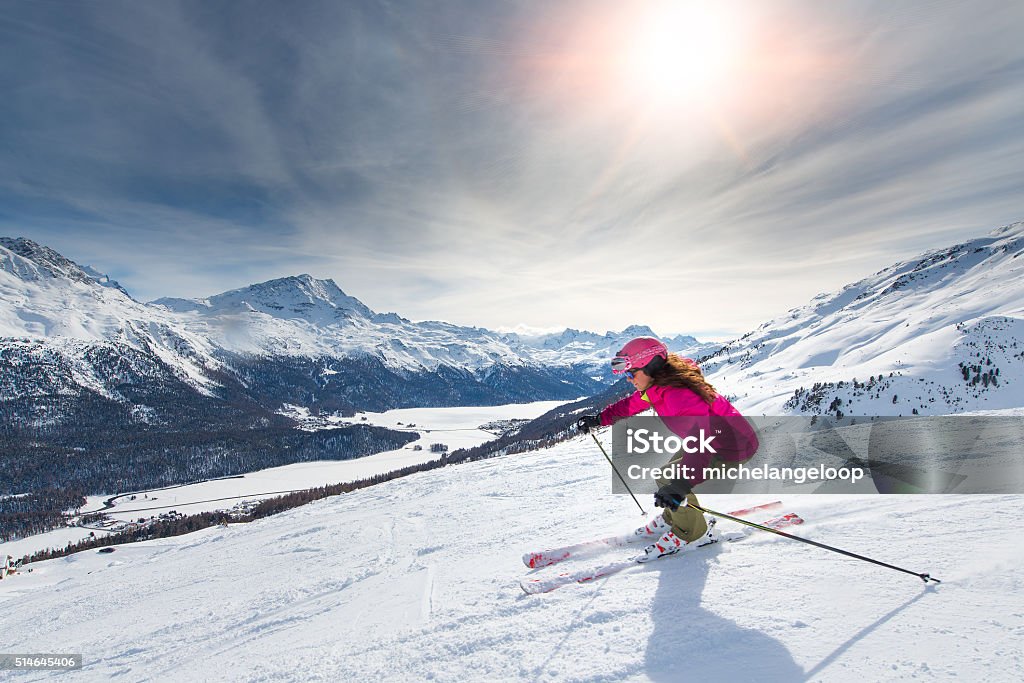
{"left": 610, "top": 355, "right": 632, "bottom": 374}
{"left": 610, "top": 349, "right": 664, "bottom": 374}
{"left": 611, "top": 359, "right": 645, "bottom": 378}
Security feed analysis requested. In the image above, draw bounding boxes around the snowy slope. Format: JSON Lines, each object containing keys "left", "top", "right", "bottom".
{"left": 2, "top": 429, "right": 1021, "bottom": 682}
{"left": 0, "top": 401, "right": 569, "bottom": 561}
{"left": 704, "top": 222, "right": 1024, "bottom": 415}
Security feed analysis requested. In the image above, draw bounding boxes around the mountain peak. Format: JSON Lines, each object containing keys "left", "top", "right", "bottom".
{"left": 1, "top": 236, "right": 94, "bottom": 285}
{"left": 0, "top": 237, "right": 132, "bottom": 297}
{"left": 195, "top": 274, "right": 377, "bottom": 322}
{"left": 615, "top": 324, "right": 658, "bottom": 339}
{"left": 989, "top": 220, "right": 1024, "bottom": 239}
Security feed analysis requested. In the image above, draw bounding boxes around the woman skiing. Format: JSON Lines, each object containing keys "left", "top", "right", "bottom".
{"left": 576, "top": 336, "right": 759, "bottom": 561}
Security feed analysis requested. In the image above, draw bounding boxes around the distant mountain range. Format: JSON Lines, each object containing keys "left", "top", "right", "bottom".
{"left": 0, "top": 236, "right": 712, "bottom": 497}
{"left": 0, "top": 236, "right": 712, "bottom": 416}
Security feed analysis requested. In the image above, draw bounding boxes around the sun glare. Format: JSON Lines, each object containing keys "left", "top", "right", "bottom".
{"left": 619, "top": 1, "right": 742, "bottom": 106}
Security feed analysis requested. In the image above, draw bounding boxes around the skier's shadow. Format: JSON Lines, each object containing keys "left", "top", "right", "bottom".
{"left": 644, "top": 551, "right": 803, "bottom": 682}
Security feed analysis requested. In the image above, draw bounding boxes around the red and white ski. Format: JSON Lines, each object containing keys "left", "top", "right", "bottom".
{"left": 522, "top": 500, "right": 784, "bottom": 569}
{"left": 520, "top": 511, "right": 803, "bottom": 595}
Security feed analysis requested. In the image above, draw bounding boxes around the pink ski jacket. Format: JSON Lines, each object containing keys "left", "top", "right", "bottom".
{"left": 599, "top": 385, "right": 759, "bottom": 485}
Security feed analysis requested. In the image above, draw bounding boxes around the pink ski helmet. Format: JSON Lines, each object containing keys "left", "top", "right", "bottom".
{"left": 611, "top": 337, "right": 668, "bottom": 374}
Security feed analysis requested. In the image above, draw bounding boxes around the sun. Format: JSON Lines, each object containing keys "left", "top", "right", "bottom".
{"left": 618, "top": 1, "right": 743, "bottom": 106}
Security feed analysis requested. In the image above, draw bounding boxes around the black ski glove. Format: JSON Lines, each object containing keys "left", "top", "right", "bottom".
{"left": 654, "top": 479, "right": 692, "bottom": 511}
{"left": 576, "top": 414, "right": 602, "bottom": 434}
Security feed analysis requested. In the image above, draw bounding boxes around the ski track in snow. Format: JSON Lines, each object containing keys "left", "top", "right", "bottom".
{"left": 2, "top": 432, "right": 1023, "bottom": 682}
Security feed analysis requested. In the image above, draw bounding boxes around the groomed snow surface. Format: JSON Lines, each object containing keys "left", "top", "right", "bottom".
{"left": 3, "top": 431, "right": 1023, "bottom": 682}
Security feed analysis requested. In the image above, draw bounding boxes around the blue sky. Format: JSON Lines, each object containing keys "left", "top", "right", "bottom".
{"left": 1, "top": 0, "right": 1022, "bottom": 339}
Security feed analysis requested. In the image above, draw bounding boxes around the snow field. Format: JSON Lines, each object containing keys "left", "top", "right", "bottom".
{"left": 2, "top": 430, "right": 1023, "bottom": 681}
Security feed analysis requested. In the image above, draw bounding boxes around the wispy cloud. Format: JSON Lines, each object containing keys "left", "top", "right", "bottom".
{"left": 1, "top": 0, "right": 1021, "bottom": 337}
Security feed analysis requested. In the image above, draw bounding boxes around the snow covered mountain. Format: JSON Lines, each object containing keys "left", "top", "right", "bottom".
{"left": 152, "top": 280, "right": 712, "bottom": 374}
{"left": 0, "top": 237, "right": 129, "bottom": 295}
{"left": 154, "top": 274, "right": 378, "bottom": 322}
{"left": 0, "top": 237, "right": 707, "bottom": 403}
{"left": 154, "top": 274, "right": 520, "bottom": 372}
{"left": 0, "top": 237, "right": 710, "bottom": 496}
{"left": 0, "top": 238, "right": 224, "bottom": 398}
{"left": 704, "top": 221, "right": 1024, "bottom": 415}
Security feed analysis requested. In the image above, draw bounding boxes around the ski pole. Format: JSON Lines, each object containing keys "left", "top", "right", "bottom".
{"left": 589, "top": 431, "right": 647, "bottom": 515}
{"left": 689, "top": 502, "right": 941, "bottom": 584}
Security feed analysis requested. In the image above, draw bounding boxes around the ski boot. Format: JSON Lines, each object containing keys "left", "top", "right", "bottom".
{"left": 636, "top": 517, "right": 717, "bottom": 563}
{"left": 633, "top": 515, "right": 670, "bottom": 538}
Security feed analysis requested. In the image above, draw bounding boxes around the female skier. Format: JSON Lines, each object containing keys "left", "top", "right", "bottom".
{"left": 576, "top": 337, "right": 759, "bottom": 561}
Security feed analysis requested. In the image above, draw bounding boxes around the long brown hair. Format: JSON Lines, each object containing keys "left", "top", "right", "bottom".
{"left": 648, "top": 354, "right": 718, "bottom": 405}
